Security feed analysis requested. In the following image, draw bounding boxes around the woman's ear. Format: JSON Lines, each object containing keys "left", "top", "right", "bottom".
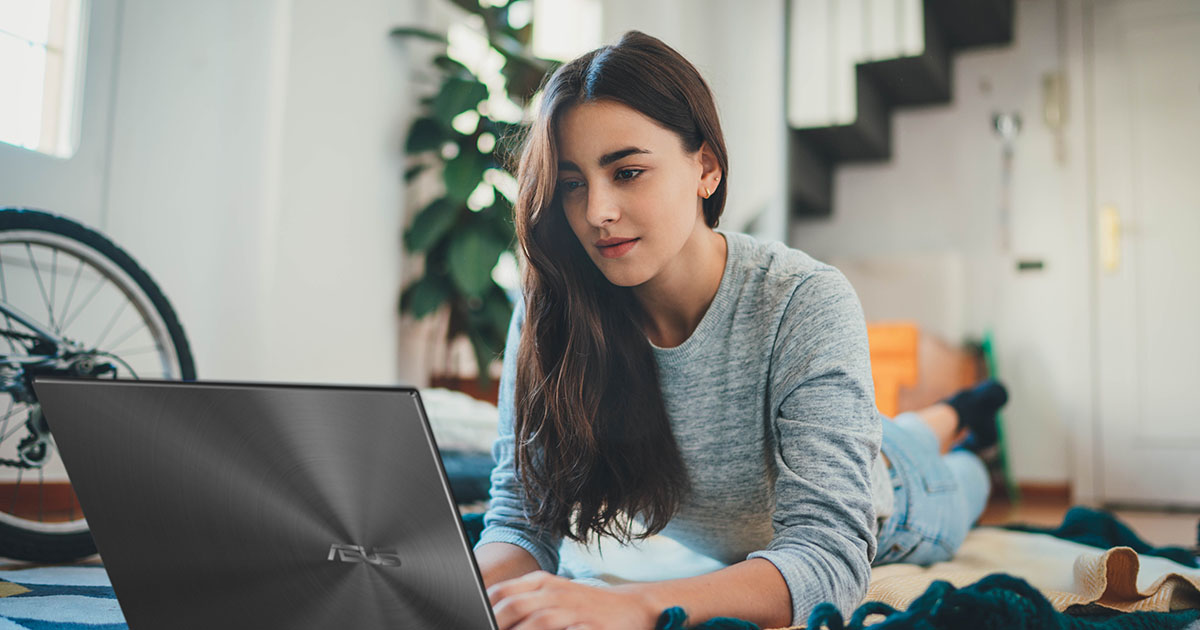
{"left": 697, "top": 142, "right": 722, "bottom": 199}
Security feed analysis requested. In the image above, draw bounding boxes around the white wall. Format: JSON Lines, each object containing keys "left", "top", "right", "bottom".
{"left": 1, "top": 0, "right": 421, "bottom": 387}
{"left": 790, "top": 0, "right": 1092, "bottom": 486}
{"left": 600, "top": 0, "right": 790, "bottom": 243}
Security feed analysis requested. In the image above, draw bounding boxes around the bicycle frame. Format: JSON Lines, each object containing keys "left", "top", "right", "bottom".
{"left": 0, "top": 300, "right": 72, "bottom": 363}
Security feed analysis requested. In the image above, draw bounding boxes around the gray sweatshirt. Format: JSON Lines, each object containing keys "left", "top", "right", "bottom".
{"left": 477, "top": 230, "right": 890, "bottom": 624}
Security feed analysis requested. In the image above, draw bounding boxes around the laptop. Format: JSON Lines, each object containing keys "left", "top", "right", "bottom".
{"left": 32, "top": 377, "right": 499, "bottom": 630}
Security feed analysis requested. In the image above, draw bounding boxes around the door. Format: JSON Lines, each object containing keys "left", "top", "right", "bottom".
{"left": 1092, "top": 0, "right": 1200, "bottom": 507}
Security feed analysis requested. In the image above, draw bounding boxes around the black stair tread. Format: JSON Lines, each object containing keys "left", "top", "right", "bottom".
{"left": 789, "top": 132, "right": 832, "bottom": 217}
{"left": 788, "top": 0, "right": 1015, "bottom": 217}
{"left": 795, "top": 68, "right": 892, "bottom": 162}
{"left": 929, "top": 0, "right": 1014, "bottom": 49}
{"left": 860, "top": 55, "right": 950, "bottom": 108}
{"left": 860, "top": 3, "right": 952, "bottom": 107}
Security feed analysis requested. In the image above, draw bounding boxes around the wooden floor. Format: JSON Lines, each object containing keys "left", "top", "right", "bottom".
{"left": 978, "top": 493, "right": 1200, "bottom": 550}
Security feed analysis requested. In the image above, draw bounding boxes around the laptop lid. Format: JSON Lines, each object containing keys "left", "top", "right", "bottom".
{"left": 32, "top": 378, "right": 498, "bottom": 630}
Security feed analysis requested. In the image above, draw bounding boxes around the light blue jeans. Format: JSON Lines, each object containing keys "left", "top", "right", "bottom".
{"left": 872, "top": 412, "right": 990, "bottom": 566}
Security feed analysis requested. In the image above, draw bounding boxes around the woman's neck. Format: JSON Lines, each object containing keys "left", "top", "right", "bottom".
{"left": 633, "top": 226, "right": 728, "bottom": 349}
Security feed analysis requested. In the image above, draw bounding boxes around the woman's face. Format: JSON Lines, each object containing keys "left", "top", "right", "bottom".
{"left": 554, "top": 100, "right": 717, "bottom": 288}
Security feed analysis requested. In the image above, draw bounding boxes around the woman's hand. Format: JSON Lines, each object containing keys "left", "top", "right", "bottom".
{"left": 487, "top": 570, "right": 661, "bottom": 630}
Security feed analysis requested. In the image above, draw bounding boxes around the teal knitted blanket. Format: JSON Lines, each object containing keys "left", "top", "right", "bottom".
{"left": 464, "top": 512, "right": 1200, "bottom": 630}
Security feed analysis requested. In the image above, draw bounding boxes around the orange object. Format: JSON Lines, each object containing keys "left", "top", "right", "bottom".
{"left": 866, "top": 323, "right": 920, "bottom": 418}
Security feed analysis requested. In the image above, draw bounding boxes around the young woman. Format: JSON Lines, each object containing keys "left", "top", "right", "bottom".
{"left": 472, "top": 31, "right": 1005, "bottom": 630}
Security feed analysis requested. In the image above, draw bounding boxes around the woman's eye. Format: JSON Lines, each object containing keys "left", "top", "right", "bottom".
{"left": 558, "top": 170, "right": 640, "bottom": 194}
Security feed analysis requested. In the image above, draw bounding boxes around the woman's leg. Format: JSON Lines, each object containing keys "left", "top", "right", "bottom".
{"left": 943, "top": 449, "right": 991, "bottom": 527}
{"left": 905, "top": 402, "right": 966, "bottom": 455}
{"left": 875, "top": 412, "right": 993, "bottom": 566}
{"left": 874, "top": 380, "right": 1007, "bottom": 565}
{"left": 885, "top": 380, "right": 1009, "bottom": 457}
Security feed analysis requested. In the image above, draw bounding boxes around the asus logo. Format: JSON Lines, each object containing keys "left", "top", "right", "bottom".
{"left": 327, "top": 544, "right": 403, "bottom": 567}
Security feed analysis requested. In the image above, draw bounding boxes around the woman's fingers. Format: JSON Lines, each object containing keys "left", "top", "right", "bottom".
{"left": 491, "top": 571, "right": 575, "bottom": 630}
{"left": 488, "top": 570, "right": 557, "bottom": 606}
{"left": 510, "top": 607, "right": 582, "bottom": 630}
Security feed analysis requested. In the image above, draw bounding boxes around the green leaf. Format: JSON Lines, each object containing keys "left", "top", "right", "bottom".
{"left": 490, "top": 40, "right": 557, "bottom": 104}
{"left": 405, "top": 117, "right": 447, "bottom": 154}
{"left": 477, "top": 200, "right": 516, "bottom": 244}
{"left": 443, "top": 149, "right": 489, "bottom": 202}
{"left": 447, "top": 224, "right": 507, "bottom": 298}
{"left": 404, "top": 198, "right": 460, "bottom": 253}
{"left": 483, "top": 290, "right": 514, "bottom": 340}
{"left": 389, "top": 26, "right": 447, "bottom": 44}
{"left": 432, "top": 77, "right": 489, "bottom": 128}
{"left": 464, "top": 286, "right": 512, "bottom": 337}
{"left": 433, "top": 55, "right": 474, "bottom": 80}
{"left": 400, "top": 274, "right": 451, "bottom": 319}
{"left": 448, "top": 0, "right": 488, "bottom": 19}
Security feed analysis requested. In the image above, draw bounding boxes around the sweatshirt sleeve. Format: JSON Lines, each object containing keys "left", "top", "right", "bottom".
{"left": 745, "top": 269, "right": 881, "bottom": 625}
{"left": 473, "top": 298, "right": 564, "bottom": 573}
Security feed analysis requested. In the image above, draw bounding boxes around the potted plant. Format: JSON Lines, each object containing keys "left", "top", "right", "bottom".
{"left": 392, "top": 0, "right": 557, "bottom": 396}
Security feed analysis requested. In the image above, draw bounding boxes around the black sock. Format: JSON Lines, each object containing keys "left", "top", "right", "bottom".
{"left": 944, "top": 379, "right": 1008, "bottom": 452}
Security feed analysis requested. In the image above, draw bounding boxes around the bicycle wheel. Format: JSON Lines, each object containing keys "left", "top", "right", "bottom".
{"left": 0, "top": 208, "right": 195, "bottom": 562}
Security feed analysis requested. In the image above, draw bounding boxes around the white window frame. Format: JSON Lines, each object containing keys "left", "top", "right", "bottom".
{"left": 0, "top": 0, "right": 89, "bottom": 158}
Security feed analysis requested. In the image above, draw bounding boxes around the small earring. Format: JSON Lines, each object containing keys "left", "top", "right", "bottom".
{"left": 704, "top": 187, "right": 712, "bottom": 199}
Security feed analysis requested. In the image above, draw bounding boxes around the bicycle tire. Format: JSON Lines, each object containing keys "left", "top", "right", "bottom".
{"left": 0, "top": 207, "right": 196, "bottom": 562}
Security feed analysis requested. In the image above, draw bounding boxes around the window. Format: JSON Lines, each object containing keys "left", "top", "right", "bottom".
{"left": 0, "top": 0, "right": 88, "bottom": 158}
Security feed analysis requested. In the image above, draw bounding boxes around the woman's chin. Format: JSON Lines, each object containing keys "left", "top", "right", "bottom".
{"left": 595, "top": 264, "right": 654, "bottom": 288}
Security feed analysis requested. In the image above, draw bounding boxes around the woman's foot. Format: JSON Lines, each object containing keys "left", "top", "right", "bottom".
{"left": 944, "top": 379, "right": 1008, "bottom": 453}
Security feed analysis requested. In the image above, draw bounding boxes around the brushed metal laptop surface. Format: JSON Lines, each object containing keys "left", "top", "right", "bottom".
{"left": 32, "top": 378, "right": 498, "bottom": 630}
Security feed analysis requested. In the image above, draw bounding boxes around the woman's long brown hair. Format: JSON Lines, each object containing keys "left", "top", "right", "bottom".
{"left": 508, "top": 30, "right": 729, "bottom": 544}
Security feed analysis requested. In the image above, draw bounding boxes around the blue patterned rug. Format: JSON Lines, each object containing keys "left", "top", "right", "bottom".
{"left": 0, "top": 563, "right": 124, "bottom": 628}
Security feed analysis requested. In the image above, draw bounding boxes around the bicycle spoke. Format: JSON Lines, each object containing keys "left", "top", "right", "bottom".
{"left": 93, "top": 301, "right": 129, "bottom": 349}
{"left": 57, "top": 257, "right": 86, "bottom": 335}
{"left": 59, "top": 278, "right": 107, "bottom": 335}
{"left": 107, "top": 321, "right": 148, "bottom": 352}
{"left": 0, "top": 412, "right": 31, "bottom": 444}
{"left": 0, "top": 400, "right": 14, "bottom": 445}
{"left": 106, "top": 344, "right": 159, "bottom": 357}
{"left": 49, "top": 249, "right": 58, "bottom": 323}
{"left": 26, "top": 243, "right": 58, "bottom": 331}
{"left": 0, "top": 255, "right": 17, "bottom": 355}
{"left": 0, "top": 400, "right": 33, "bottom": 446}
{"left": 0, "top": 402, "right": 21, "bottom": 439}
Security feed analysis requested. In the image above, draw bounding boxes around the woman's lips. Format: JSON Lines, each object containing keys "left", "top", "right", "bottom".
{"left": 596, "top": 238, "right": 639, "bottom": 259}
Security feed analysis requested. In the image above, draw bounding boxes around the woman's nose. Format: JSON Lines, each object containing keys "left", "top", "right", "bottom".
{"left": 586, "top": 185, "right": 620, "bottom": 226}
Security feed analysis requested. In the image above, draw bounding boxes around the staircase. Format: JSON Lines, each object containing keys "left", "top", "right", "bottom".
{"left": 789, "top": 0, "right": 1016, "bottom": 217}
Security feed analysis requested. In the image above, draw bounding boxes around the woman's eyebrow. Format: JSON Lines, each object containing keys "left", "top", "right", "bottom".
{"left": 558, "top": 147, "right": 652, "bottom": 172}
